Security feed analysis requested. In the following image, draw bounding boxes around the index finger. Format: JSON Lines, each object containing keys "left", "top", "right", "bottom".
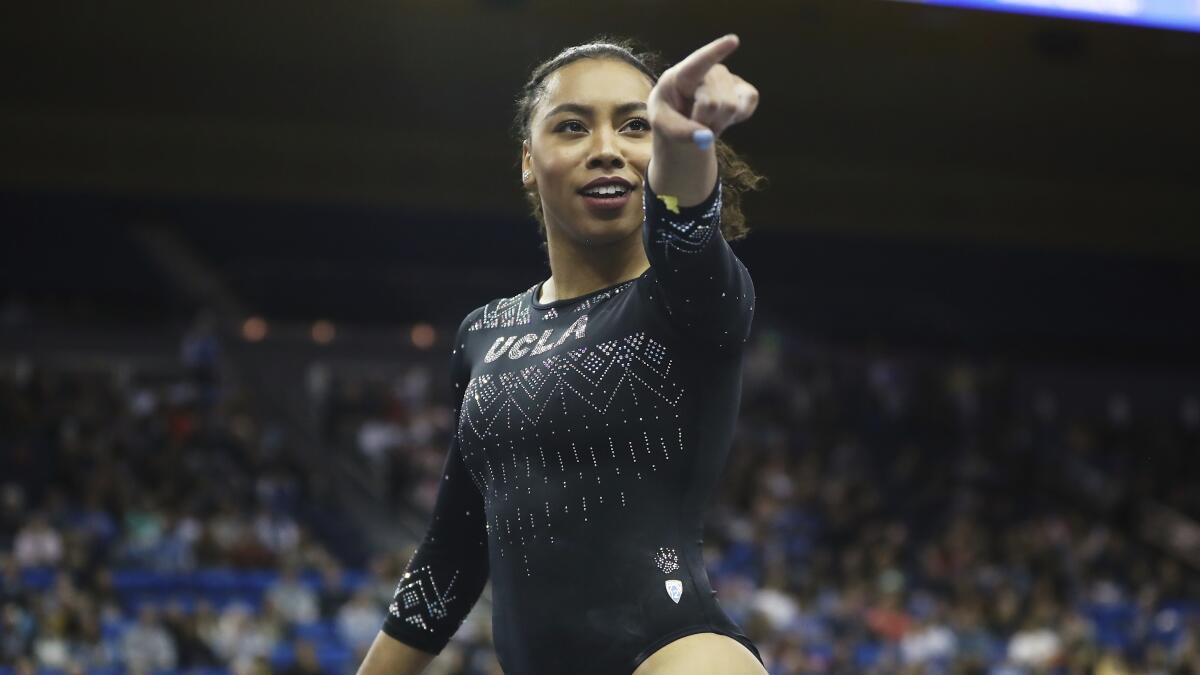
{"left": 672, "top": 34, "right": 740, "bottom": 94}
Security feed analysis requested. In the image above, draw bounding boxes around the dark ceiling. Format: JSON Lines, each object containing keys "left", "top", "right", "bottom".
{"left": 3, "top": 0, "right": 1198, "bottom": 258}
{"left": 3, "top": 1, "right": 1199, "bottom": 364}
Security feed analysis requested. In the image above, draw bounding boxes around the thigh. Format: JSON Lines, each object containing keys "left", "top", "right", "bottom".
{"left": 632, "top": 632, "right": 767, "bottom": 675}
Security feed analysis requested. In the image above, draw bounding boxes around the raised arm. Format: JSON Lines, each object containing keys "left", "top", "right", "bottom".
{"left": 642, "top": 34, "right": 760, "bottom": 349}
{"left": 359, "top": 311, "right": 488, "bottom": 675}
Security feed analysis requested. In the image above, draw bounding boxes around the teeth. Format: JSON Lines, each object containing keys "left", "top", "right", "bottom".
{"left": 584, "top": 184, "right": 628, "bottom": 196}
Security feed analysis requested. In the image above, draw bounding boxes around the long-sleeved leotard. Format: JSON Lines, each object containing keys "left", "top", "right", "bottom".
{"left": 381, "top": 173, "right": 762, "bottom": 674}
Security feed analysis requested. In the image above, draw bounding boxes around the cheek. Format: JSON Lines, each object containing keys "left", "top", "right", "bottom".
{"left": 627, "top": 149, "right": 651, "bottom": 177}
{"left": 633, "top": 158, "right": 651, "bottom": 180}
{"left": 534, "top": 154, "right": 573, "bottom": 190}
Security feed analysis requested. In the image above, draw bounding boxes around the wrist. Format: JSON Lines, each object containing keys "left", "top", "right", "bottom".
{"left": 646, "top": 142, "right": 719, "bottom": 209}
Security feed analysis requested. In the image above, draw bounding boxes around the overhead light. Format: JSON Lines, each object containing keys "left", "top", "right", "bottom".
{"left": 411, "top": 322, "right": 436, "bottom": 349}
{"left": 312, "top": 320, "right": 335, "bottom": 345}
{"left": 242, "top": 316, "right": 268, "bottom": 342}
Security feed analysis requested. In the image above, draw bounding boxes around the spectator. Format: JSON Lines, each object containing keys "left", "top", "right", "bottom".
{"left": 71, "top": 613, "right": 117, "bottom": 670}
{"left": 67, "top": 491, "right": 118, "bottom": 558}
{"left": 280, "top": 639, "right": 323, "bottom": 675}
{"left": 192, "top": 598, "right": 221, "bottom": 657}
{"left": 181, "top": 308, "right": 222, "bottom": 409}
{"left": 1, "top": 602, "right": 35, "bottom": 662}
{"left": 253, "top": 505, "right": 300, "bottom": 559}
{"left": 148, "top": 509, "right": 199, "bottom": 572}
{"left": 900, "top": 614, "right": 957, "bottom": 666}
{"left": 31, "top": 609, "right": 71, "bottom": 669}
{"left": 161, "top": 598, "right": 219, "bottom": 668}
{"left": 1007, "top": 615, "right": 1062, "bottom": 670}
{"left": 14, "top": 513, "right": 63, "bottom": 568}
{"left": 0, "top": 555, "right": 28, "bottom": 606}
{"left": 265, "top": 563, "right": 319, "bottom": 626}
{"left": 319, "top": 561, "right": 352, "bottom": 617}
{"left": 211, "top": 602, "right": 272, "bottom": 670}
{"left": 336, "top": 587, "right": 385, "bottom": 655}
{"left": 120, "top": 605, "right": 177, "bottom": 672}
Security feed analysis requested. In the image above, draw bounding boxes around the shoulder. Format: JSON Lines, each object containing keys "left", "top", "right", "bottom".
{"left": 463, "top": 282, "right": 539, "bottom": 334}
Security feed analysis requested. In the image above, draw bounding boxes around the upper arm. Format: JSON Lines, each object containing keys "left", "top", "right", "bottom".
{"left": 379, "top": 309, "right": 489, "bottom": 655}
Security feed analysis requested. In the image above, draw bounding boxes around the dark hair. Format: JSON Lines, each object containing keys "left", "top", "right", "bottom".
{"left": 511, "top": 35, "right": 768, "bottom": 254}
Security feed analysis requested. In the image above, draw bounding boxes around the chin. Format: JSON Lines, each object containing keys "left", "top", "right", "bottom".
{"left": 570, "top": 220, "right": 640, "bottom": 246}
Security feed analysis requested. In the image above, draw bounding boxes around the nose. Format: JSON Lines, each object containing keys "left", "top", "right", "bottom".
{"left": 586, "top": 125, "right": 625, "bottom": 171}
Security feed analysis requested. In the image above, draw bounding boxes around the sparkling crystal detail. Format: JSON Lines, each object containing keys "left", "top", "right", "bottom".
{"left": 387, "top": 563, "right": 461, "bottom": 633}
{"left": 653, "top": 547, "right": 680, "bottom": 574}
{"left": 644, "top": 181, "right": 723, "bottom": 255}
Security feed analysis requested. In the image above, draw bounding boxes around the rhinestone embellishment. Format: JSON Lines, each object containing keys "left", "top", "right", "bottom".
{"left": 653, "top": 547, "right": 680, "bottom": 574}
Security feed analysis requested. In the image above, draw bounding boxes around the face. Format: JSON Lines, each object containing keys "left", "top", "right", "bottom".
{"left": 522, "top": 58, "right": 654, "bottom": 245}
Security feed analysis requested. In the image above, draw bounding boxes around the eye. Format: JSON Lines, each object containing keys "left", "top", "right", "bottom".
{"left": 625, "top": 118, "right": 651, "bottom": 132}
{"left": 554, "top": 118, "right": 651, "bottom": 134}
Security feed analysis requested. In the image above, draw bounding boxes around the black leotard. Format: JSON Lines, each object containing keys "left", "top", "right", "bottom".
{"left": 381, "top": 172, "right": 764, "bottom": 674}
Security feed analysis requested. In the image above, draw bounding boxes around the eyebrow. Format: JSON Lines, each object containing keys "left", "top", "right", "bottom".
{"left": 542, "top": 101, "right": 647, "bottom": 121}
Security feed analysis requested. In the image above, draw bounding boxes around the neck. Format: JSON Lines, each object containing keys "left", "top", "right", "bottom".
{"left": 539, "top": 222, "right": 648, "bottom": 304}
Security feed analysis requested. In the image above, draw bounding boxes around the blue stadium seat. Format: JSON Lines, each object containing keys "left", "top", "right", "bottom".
{"left": 243, "top": 569, "right": 278, "bottom": 593}
{"left": 1161, "top": 599, "right": 1200, "bottom": 617}
{"left": 316, "top": 642, "right": 352, "bottom": 670}
{"left": 100, "top": 616, "right": 130, "bottom": 641}
{"left": 806, "top": 642, "right": 834, "bottom": 662}
{"left": 1084, "top": 601, "right": 1136, "bottom": 650}
{"left": 270, "top": 641, "right": 297, "bottom": 669}
{"left": 926, "top": 656, "right": 955, "bottom": 675}
{"left": 194, "top": 568, "right": 241, "bottom": 592}
{"left": 20, "top": 566, "right": 55, "bottom": 590}
{"left": 854, "top": 642, "right": 882, "bottom": 668}
{"left": 293, "top": 619, "right": 339, "bottom": 642}
{"left": 983, "top": 636, "right": 1006, "bottom": 663}
{"left": 342, "top": 570, "right": 368, "bottom": 590}
{"left": 113, "top": 568, "right": 176, "bottom": 592}
{"left": 213, "top": 594, "right": 264, "bottom": 613}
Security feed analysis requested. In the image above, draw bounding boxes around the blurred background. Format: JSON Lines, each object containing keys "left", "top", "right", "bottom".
{"left": 2, "top": 1, "right": 1199, "bottom": 674}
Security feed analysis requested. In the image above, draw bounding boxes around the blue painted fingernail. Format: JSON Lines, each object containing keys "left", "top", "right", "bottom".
{"left": 692, "top": 128, "right": 713, "bottom": 149}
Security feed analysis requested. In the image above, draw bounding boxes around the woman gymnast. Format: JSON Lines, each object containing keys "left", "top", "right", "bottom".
{"left": 358, "top": 33, "right": 768, "bottom": 675}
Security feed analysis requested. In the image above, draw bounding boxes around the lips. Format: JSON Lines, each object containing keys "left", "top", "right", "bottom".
{"left": 579, "top": 189, "right": 632, "bottom": 213}
{"left": 577, "top": 176, "right": 634, "bottom": 194}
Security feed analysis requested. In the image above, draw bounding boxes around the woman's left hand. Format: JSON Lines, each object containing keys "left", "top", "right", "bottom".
{"left": 647, "top": 34, "right": 759, "bottom": 149}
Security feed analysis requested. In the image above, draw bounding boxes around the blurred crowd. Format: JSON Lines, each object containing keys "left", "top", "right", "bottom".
{"left": 322, "top": 329, "right": 1200, "bottom": 675}
{"left": 3, "top": 320, "right": 1198, "bottom": 675}
{"left": 0, "top": 338, "right": 424, "bottom": 675}
{"left": 707, "top": 334, "right": 1200, "bottom": 674}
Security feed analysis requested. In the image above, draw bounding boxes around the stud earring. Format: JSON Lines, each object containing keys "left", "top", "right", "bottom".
{"left": 522, "top": 170, "right": 531, "bottom": 182}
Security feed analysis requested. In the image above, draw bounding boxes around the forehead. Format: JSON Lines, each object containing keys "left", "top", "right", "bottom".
{"left": 539, "top": 58, "right": 653, "bottom": 111}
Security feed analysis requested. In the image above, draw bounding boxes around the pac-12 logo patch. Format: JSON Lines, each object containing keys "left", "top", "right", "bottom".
{"left": 665, "top": 579, "right": 683, "bottom": 604}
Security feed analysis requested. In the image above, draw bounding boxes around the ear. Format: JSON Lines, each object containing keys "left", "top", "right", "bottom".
{"left": 521, "top": 139, "right": 535, "bottom": 187}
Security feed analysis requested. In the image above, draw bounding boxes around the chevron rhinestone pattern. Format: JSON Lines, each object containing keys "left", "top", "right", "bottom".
{"left": 645, "top": 181, "right": 723, "bottom": 255}
{"left": 455, "top": 330, "right": 686, "bottom": 578}
{"left": 468, "top": 287, "right": 535, "bottom": 332}
{"left": 387, "top": 563, "right": 462, "bottom": 634}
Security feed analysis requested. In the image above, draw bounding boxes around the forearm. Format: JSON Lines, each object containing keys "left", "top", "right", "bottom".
{"left": 648, "top": 134, "right": 718, "bottom": 208}
{"left": 357, "top": 630, "right": 436, "bottom": 675}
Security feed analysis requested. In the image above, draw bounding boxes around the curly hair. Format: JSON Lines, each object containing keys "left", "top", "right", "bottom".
{"left": 511, "top": 35, "right": 768, "bottom": 254}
